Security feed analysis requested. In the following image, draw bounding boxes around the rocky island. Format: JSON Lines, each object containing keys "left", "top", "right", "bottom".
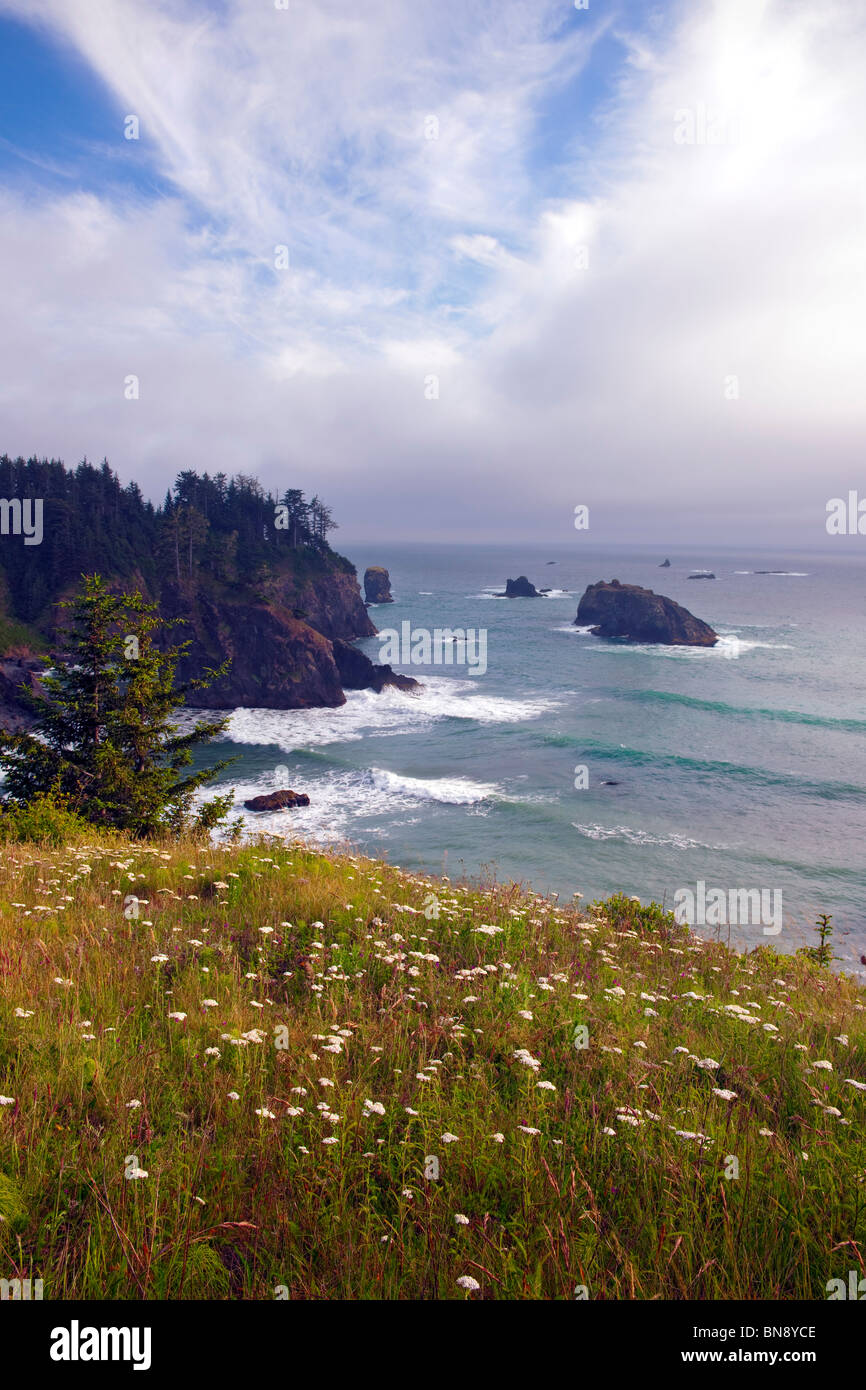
{"left": 364, "top": 566, "right": 393, "bottom": 604}
{"left": 499, "top": 575, "right": 542, "bottom": 597}
{"left": 575, "top": 579, "right": 718, "bottom": 646}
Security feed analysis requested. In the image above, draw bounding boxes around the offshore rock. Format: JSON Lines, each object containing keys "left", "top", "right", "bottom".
{"left": 575, "top": 579, "right": 718, "bottom": 646}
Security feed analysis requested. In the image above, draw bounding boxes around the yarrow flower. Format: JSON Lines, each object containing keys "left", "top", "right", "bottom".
{"left": 712, "top": 1089, "right": 737, "bottom": 1101}
{"left": 454, "top": 1213, "right": 470, "bottom": 1225}
{"left": 457, "top": 1276, "right": 480, "bottom": 1292}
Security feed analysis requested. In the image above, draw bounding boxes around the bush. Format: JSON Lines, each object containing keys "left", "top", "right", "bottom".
{"left": 592, "top": 891, "right": 676, "bottom": 934}
{"left": 0, "top": 790, "right": 93, "bottom": 845}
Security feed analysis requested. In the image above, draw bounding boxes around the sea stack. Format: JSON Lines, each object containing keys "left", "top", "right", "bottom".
{"left": 575, "top": 579, "right": 718, "bottom": 646}
{"left": 364, "top": 566, "right": 393, "bottom": 604}
{"left": 500, "top": 575, "right": 541, "bottom": 597}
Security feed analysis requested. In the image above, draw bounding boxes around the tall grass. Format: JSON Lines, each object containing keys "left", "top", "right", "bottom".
{"left": 0, "top": 827, "right": 863, "bottom": 1299}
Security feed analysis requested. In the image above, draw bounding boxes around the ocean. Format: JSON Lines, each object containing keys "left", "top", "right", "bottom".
{"left": 201, "top": 543, "right": 866, "bottom": 972}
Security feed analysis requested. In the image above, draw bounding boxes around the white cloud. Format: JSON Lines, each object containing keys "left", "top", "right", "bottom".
{"left": 0, "top": 0, "right": 864, "bottom": 542}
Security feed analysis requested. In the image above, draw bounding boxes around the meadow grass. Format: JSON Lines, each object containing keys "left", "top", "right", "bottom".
{"left": 0, "top": 827, "right": 864, "bottom": 1300}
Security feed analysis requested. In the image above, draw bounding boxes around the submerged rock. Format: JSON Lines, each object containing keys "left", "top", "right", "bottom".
{"left": 575, "top": 579, "right": 718, "bottom": 646}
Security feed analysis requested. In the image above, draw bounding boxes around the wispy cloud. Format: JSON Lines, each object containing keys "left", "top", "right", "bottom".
{"left": 0, "top": 0, "right": 864, "bottom": 542}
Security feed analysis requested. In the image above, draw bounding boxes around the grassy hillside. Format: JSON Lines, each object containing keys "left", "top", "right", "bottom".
{"left": 0, "top": 826, "right": 863, "bottom": 1300}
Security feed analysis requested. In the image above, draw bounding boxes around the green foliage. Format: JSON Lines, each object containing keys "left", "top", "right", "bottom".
{"left": 799, "top": 912, "right": 836, "bottom": 968}
{"left": 0, "top": 576, "right": 235, "bottom": 836}
{"left": 0, "top": 1172, "right": 28, "bottom": 1236}
{"left": 0, "top": 456, "right": 343, "bottom": 631}
{"left": 591, "top": 891, "right": 676, "bottom": 934}
{"left": 0, "top": 788, "right": 92, "bottom": 845}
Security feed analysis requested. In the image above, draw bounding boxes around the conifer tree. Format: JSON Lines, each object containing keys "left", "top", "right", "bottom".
{"left": 0, "top": 575, "right": 235, "bottom": 835}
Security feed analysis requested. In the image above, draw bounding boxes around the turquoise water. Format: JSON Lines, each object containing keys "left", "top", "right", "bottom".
{"left": 206, "top": 543, "right": 866, "bottom": 971}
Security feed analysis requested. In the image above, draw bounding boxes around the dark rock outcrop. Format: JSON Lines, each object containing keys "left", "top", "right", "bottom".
{"left": 659, "top": 558, "right": 671, "bottom": 567}
{"left": 688, "top": 572, "right": 716, "bottom": 580}
{"left": 364, "top": 567, "right": 393, "bottom": 604}
{"left": 332, "top": 639, "right": 420, "bottom": 694}
{"left": 575, "top": 579, "right": 718, "bottom": 646}
{"left": 244, "top": 789, "right": 310, "bottom": 812}
{"left": 161, "top": 588, "right": 348, "bottom": 710}
{"left": 500, "top": 576, "right": 541, "bottom": 597}
{"left": 0, "top": 658, "right": 45, "bottom": 732}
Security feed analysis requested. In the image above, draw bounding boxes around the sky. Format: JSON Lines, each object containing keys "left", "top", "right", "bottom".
{"left": 0, "top": 0, "right": 864, "bottom": 547}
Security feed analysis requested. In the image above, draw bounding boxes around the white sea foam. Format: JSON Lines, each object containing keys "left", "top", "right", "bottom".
{"left": 582, "top": 634, "right": 793, "bottom": 660}
{"left": 369, "top": 768, "right": 498, "bottom": 803}
{"left": 573, "top": 823, "right": 716, "bottom": 850}
{"left": 217, "top": 678, "right": 560, "bottom": 754}
{"left": 208, "top": 765, "right": 502, "bottom": 846}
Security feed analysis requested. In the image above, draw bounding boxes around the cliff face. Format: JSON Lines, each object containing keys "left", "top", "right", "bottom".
{"left": 576, "top": 579, "right": 718, "bottom": 646}
{"left": 0, "top": 552, "right": 408, "bottom": 726}
{"left": 0, "top": 659, "right": 44, "bottom": 731}
{"left": 160, "top": 586, "right": 347, "bottom": 709}
{"left": 259, "top": 563, "right": 376, "bottom": 642}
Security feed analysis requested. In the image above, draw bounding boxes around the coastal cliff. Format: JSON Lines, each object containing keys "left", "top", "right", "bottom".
{"left": 0, "top": 458, "right": 417, "bottom": 725}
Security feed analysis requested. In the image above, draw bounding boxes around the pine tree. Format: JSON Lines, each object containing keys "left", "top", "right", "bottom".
{"left": 0, "top": 575, "right": 236, "bottom": 836}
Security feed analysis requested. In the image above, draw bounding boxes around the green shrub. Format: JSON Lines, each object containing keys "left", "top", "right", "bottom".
{"left": 592, "top": 891, "right": 676, "bottom": 934}
{"left": 0, "top": 790, "right": 93, "bottom": 845}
